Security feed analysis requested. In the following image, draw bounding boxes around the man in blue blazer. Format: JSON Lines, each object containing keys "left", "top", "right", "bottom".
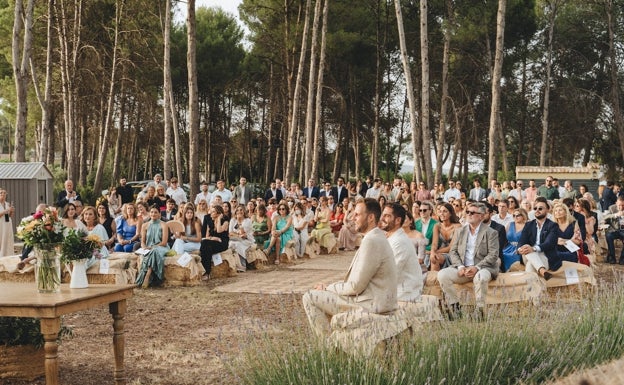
{"left": 517, "top": 197, "right": 561, "bottom": 279}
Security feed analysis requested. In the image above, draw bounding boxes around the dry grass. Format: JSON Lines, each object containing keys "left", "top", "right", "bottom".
{"left": 2, "top": 262, "right": 624, "bottom": 385}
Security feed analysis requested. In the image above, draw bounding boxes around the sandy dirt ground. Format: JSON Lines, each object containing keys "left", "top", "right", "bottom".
{"left": 2, "top": 256, "right": 624, "bottom": 385}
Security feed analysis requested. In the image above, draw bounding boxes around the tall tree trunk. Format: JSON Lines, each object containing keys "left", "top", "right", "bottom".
{"left": 93, "top": 0, "right": 123, "bottom": 196}
{"left": 372, "top": 0, "right": 383, "bottom": 179}
{"left": 311, "top": 0, "right": 329, "bottom": 182}
{"left": 30, "top": 0, "right": 54, "bottom": 164}
{"left": 285, "top": 0, "right": 312, "bottom": 183}
{"left": 420, "top": 0, "right": 434, "bottom": 185}
{"left": 539, "top": 0, "right": 559, "bottom": 166}
{"left": 487, "top": 0, "right": 506, "bottom": 181}
{"left": 12, "top": 0, "right": 35, "bottom": 162}
{"left": 187, "top": 0, "right": 200, "bottom": 197}
{"left": 163, "top": 0, "right": 173, "bottom": 180}
{"left": 394, "top": 0, "right": 421, "bottom": 182}
{"left": 436, "top": 0, "right": 452, "bottom": 184}
{"left": 112, "top": 78, "right": 126, "bottom": 184}
{"left": 56, "top": 0, "right": 83, "bottom": 181}
{"left": 606, "top": 0, "right": 624, "bottom": 164}
{"left": 304, "top": 0, "right": 322, "bottom": 181}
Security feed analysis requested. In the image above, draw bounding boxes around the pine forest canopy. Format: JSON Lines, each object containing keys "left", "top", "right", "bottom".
{"left": 1, "top": 0, "right": 624, "bottom": 200}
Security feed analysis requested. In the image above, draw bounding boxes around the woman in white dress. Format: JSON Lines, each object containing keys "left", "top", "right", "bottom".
{"left": 81, "top": 206, "right": 110, "bottom": 268}
{"left": 0, "top": 188, "right": 15, "bottom": 257}
{"left": 228, "top": 206, "right": 255, "bottom": 271}
{"left": 171, "top": 204, "right": 202, "bottom": 255}
{"left": 291, "top": 202, "right": 310, "bottom": 258}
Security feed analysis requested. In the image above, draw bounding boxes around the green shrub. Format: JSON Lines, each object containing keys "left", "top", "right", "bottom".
{"left": 233, "top": 285, "right": 624, "bottom": 385}
{"left": 0, "top": 317, "right": 73, "bottom": 348}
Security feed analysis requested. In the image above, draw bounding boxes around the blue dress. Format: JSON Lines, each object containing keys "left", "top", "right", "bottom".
{"left": 502, "top": 222, "right": 522, "bottom": 271}
{"left": 556, "top": 222, "right": 578, "bottom": 263}
{"left": 114, "top": 218, "right": 138, "bottom": 252}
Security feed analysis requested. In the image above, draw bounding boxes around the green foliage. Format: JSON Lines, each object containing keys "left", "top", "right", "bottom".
{"left": 0, "top": 317, "right": 73, "bottom": 348}
{"left": 60, "top": 229, "right": 104, "bottom": 262}
{"left": 234, "top": 285, "right": 624, "bottom": 385}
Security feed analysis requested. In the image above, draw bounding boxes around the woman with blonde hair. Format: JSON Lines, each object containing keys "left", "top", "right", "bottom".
{"left": 115, "top": 203, "right": 142, "bottom": 252}
{"left": 502, "top": 208, "right": 528, "bottom": 271}
{"left": 552, "top": 202, "right": 581, "bottom": 263}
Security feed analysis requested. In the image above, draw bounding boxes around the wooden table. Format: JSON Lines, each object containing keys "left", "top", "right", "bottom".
{"left": 0, "top": 283, "right": 135, "bottom": 385}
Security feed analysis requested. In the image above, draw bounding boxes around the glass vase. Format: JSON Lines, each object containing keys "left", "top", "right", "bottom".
{"left": 34, "top": 244, "right": 62, "bottom": 293}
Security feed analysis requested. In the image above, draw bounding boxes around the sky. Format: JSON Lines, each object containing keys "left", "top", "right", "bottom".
{"left": 197, "top": 0, "right": 241, "bottom": 18}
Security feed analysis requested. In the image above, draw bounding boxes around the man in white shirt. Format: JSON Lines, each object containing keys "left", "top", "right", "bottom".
{"left": 443, "top": 180, "right": 461, "bottom": 202}
{"left": 508, "top": 180, "right": 526, "bottom": 201}
{"left": 437, "top": 202, "right": 500, "bottom": 320}
{"left": 211, "top": 179, "right": 232, "bottom": 204}
{"left": 379, "top": 202, "right": 422, "bottom": 302}
{"left": 365, "top": 178, "right": 383, "bottom": 199}
{"left": 194, "top": 181, "right": 212, "bottom": 205}
{"left": 145, "top": 174, "right": 168, "bottom": 192}
{"left": 468, "top": 178, "right": 486, "bottom": 201}
{"left": 166, "top": 177, "right": 187, "bottom": 205}
{"left": 492, "top": 200, "right": 513, "bottom": 227}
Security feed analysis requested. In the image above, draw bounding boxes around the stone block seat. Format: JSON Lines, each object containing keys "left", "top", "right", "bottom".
{"left": 424, "top": 270, "right": 546, "bottom": 306}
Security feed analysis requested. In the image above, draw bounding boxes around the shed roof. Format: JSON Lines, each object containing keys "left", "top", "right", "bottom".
{"left": 0, "top": 162, "right": 54, "bottom": 180}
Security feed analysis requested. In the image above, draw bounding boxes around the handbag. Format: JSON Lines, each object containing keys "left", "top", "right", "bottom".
{"left": 577, "top": 240, "right": 591, "bottom": 266}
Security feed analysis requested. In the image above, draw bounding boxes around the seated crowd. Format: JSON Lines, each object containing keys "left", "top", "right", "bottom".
{"left": 15, "top": 173, "right": 612, "bottom": 299}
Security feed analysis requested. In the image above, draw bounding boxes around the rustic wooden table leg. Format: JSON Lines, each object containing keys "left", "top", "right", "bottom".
{"left": 40, "top": 317, "right": 61, "bottom": 385}
{"left": 109, "top": 299, "right": 127, "bottom": 385}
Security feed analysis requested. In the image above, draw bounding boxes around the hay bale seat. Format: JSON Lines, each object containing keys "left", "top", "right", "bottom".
{"left": 0, "top": 344, "right": 45, "bottom": 381}
{"left": 305, "top": 235, "right": 337, "bottom": 258}
{"left": 245, "top": 244, "right": 268, "bottom": 270}
{"left": 329, "top": 307, "right": 412, "bottom": 357}
{"left": 0, "top": 256, "right": 37, "bottom": 283}
{"left": 423, "top": 270, "right": 546, "bottom": 306}
{"left": 86, "top": 252, "right": 137, "bottom": 284}
{"left": 0, "top": 253, "right": 138, "bottom": 285}
{"left": 139, "top": 251, "right": 206, "bottom": 287}
{"left": 209, "top": 248, "right": 237, "bottom": 279}
{"left": 544, "top": 261, "right": 596, "bottom": 300}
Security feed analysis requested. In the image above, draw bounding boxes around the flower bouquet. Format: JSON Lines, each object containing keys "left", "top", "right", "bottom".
{"left": 61, "top": 230, "right": 103, "bottom": 289}
{"left": 16, "top": 208, "right": 65, "bottom": 293}
{"left": 60, "top": 230, "right": 103, "bottom": 263}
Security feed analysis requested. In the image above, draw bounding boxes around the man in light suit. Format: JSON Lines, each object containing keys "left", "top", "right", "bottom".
{"left": 468, "top": 178, "right": 486, "bottom": 201}
{"left": 233, "top": 177, "right": 252, "bottom": 205}
{"left": 302, "top": 198, "right": 398, "bottom": 338}
{"left": 437, "top": 202, "right": 500, "bottom": 320}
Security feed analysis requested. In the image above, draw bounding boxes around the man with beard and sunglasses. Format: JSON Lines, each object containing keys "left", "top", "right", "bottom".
{"left": 517, "top": 197, "right": 561, "bottom": 280}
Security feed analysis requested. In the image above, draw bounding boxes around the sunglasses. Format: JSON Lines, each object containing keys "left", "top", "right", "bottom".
{"left": 513, "top": 214, "right": 523, "bottom": 218}
{"left": 535, "top": 207, "right": 547, "bottom": 211}
{"left": 419, "top": 209, "right": 429, "bottom": 212}
{"left": 278, "top": 207, "right": 287, "bottom": 211}
{"left": 465, "top": 210, "right": 481, "bottom": 216}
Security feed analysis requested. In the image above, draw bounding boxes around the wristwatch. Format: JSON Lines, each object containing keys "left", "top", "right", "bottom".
{"left": 532, "top": 246, "right": 538, "bottom": 252}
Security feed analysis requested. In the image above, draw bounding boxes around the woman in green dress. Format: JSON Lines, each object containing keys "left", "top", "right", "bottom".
{"left": 251, "top": 204, "right": 272, "bottom": 246}
{"left": 136, "top": 205, "right": 169, "bottom": 288}
{"left": 263, "top": 203, "right": 293, "bottom": 264}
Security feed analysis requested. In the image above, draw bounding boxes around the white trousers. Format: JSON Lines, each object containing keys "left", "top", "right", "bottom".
{"left": 437, "top": 267, "right": 493, "bottom": 308}
{"left": 522, "top": 251, "right": 549, "bottom": 273}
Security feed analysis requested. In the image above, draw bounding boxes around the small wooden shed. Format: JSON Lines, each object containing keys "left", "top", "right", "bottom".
{"left": 515, "top": 164, "right": 601, "bottom": 200}
{"left": 0, "top": 162, "right": 55, "bottom": 235}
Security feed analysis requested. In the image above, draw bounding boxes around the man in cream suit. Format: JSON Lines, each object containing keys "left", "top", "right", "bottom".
{"left": 302, "top": 198, "right": 398, "bottom": 338}
{"left": 437, "top": 202, "right": 500, "bottom": 320}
